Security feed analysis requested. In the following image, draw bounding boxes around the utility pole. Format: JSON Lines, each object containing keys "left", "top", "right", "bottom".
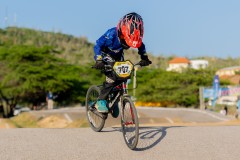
{"left": 132, "top": 67, "right": 137, "bottom": 102}
{"left": 4, "top": 7, "right": 9, "bottom": 27}
{"left": 199, "top": 87, "right": 205, "bottom": 110}
{"left": 14, "top": 13, "right": 17, "bottom": 26}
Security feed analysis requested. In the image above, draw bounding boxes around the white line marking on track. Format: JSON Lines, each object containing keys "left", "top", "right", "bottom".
{"left": 64, "top": 113, "right": 73, "bottom": 123}
{"left": 149, "top": 119, "right": 155, "bottom": 123}
{"left": 138, "top": 113, "right": 141, "bottom": 118}
{"left": 138, "top": 107, "right": 230, "bottom": 121}
{"left": 165, "top": 117, "right": 174, "bottom": 124}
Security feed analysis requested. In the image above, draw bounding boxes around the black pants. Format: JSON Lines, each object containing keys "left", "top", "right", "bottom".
{"left": 98, "top": 72, "right": 123, "bottom": 100}
{"left": 98, "top": 52, "right": 125, "bottom": 100}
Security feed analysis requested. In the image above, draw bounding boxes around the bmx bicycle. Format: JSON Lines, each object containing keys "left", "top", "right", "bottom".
{"left": 85, "top": 60, "right": 140, "bottom": 150}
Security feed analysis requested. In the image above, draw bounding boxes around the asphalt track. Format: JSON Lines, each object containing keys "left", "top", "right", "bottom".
{"left": 28, "top": 106, "right": 235, "bottom": 127}
{"left": 0, "top": 107, "right": 240, "bottom": 160}
{"left": 0, "top": 126, "right": 240, "bottom": 160}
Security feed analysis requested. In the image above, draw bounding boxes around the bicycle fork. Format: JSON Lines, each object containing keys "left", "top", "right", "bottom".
{"left": 120, "top": 82, "right": 135, "bottom": 126}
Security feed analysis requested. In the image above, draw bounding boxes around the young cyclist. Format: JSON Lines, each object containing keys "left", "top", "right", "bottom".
{"left": 93, "top": 12, "right": 152, "bottom": 116}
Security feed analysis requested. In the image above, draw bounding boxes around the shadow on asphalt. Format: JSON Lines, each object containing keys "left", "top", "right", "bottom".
{"left": 135, "top": 126, "right": 182, "bottom": 151}
{"left": 110, "top": 126, "right": 183, "bottom": 151}
{"left": 135, "top": 127, "right": 167, "bottom": 151}
{"left": 135, "top": 126, "right": 183, "bottom": 151}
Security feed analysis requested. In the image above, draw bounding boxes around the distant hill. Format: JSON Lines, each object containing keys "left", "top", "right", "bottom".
{"left": 0, "top": 27, "right": 164, "bottom": 67}
{"left": 0, "top": 27, "right": 239, "bottom": 69}
{"left": 0, "top": 27, "right": 95, "bottom": 65}
{"left": 200, "top": 56, "right": 240, "bottom": 70}
{"left": 1, "top": 27, "right": 239, "bottom": 109}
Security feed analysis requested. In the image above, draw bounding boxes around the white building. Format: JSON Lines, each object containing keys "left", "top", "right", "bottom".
{"left": 216, "top": 66, "right": 240, "bottom": 77}
{"left": 190, "top": 60, "right": 209, "bottom": 69}
{"left": 167, "top": 58, "right": 209, "bottom": 72}
{"left": 167, "top": 57, "right": 190, "bottom": 72}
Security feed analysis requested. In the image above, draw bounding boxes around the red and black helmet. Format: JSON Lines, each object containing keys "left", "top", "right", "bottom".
{"left": 117, "top": 12, "right": 144, "bottom": 48}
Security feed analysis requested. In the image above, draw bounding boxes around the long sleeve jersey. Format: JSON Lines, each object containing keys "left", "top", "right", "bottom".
{"left": 94, "top": 27, "right": 146, "bottom": 61}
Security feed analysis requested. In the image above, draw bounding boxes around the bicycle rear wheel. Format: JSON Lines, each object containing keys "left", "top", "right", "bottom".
{"left": 121, "top": 97, "right": 139, "bottom": 150}
{"left": 85, "top": 85, "right": 106, "bottom": 132}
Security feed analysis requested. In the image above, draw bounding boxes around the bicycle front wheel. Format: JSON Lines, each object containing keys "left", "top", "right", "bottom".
{"left": 85, "top": 85, "right": 106, "bottom": 132}
{"left": 121, "top": 97, "right": 139, "bottom": 150}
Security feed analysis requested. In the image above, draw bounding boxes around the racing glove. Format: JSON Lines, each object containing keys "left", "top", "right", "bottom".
{"left": 94, "top": 60, "right": 105, "bottom": 69}
{"left": 139, "top": 55, "right": 152, "bottom": 66}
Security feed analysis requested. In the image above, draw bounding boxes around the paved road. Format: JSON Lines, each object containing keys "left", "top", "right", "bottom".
{"left": 0, "top": 126, "right": 240, "bottom": 160}
{"left": 29, "top": 106, "right": 234, "bottom": 127}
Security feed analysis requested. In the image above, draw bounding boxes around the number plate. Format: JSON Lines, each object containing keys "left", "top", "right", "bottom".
{"left": 113, "top": 61, "right": 133, "bottom": 78}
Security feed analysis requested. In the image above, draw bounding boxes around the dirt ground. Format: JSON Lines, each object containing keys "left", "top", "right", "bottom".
{"left": 1, "top": 110, "right": 240, "bottom": 129}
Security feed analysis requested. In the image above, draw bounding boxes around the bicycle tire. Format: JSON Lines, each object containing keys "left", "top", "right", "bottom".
{"left": 85, "top": 85, "right": 106, "bottom": 132}
{"left": 121, "top": 97, "right": 139, "bottom": 150}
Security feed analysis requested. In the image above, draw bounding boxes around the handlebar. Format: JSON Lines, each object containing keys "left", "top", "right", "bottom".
{"left": 92, "top": 61, "right": 140, "bottom": 90}
{"left": 133, "top": 62, "right": 141, "bottom": 67}
{"left": 92, "top": 61, "right": 142, "bottom": 72}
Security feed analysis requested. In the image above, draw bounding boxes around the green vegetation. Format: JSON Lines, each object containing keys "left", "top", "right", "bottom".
{"left": 0, "top": 44, "right": 104, "bottom": 117}
{"left": 0, "top": 27, "right": 237, "bottom": 117}
{"left": 10, "top": 112, "right": 39, "bottom": 128}
{"left": 133, "top": 68, "right": 215, "bottom": 107}
{"left": 9, "top": 112, "right": 89, "bottom": 128}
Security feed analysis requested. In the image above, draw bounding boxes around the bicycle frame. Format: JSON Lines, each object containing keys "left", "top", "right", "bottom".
{"left": 107, "top": 62, "right": 139, "bottom": 110}
{"left": 87, "top": 60, "right": 140, "bottom": 149}
{"left": 107, "top": 82, "right": 126, "bottom": 110}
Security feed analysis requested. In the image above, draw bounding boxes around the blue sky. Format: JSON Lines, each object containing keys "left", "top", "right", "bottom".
{"left": 1, "top": 0, "right": 240, "bottom": 58}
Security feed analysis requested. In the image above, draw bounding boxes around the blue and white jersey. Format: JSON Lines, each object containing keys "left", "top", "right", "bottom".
{"left": 94, "top": 27, "right": 146, "bottom": 61}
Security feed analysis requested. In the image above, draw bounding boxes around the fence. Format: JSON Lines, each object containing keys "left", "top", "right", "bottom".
{"left": 199, "top": 85, "right": 240, "bottom": 110}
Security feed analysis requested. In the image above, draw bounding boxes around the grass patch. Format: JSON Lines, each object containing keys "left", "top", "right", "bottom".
{"left": 10, "top": 112, "right": 39, "bottom": 128}
{"left": 9, "top": 113, "right": 90, "bottom": 128}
